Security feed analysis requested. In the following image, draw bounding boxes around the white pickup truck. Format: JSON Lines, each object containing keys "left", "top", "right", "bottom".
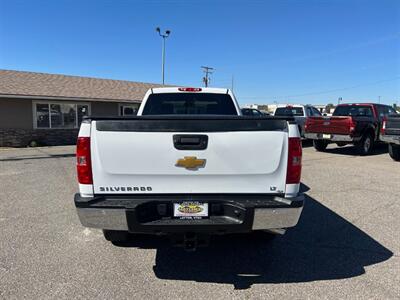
{"left": 74, "top": 87, "right": 304, "bottom": 250}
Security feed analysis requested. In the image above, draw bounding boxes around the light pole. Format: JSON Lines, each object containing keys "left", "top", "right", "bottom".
{"left": 156, "top": 27, "right": 171, "bottom": 85}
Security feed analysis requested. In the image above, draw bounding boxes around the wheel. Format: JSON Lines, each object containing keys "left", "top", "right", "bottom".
{"left": 103, "top": 230, "right": 131, "bottom": 242}
{"left": 313, "top": 140, "right": 328, "bottom": 151}
{"left": 356, "top": 132, "right": 374, "bottom": 155}
{"left": 389, "top": 144, "right": 400, "bottom": 161}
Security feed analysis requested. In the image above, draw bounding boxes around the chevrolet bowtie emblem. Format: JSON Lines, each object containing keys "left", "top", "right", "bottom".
{"left": 176, "top": 156, "right": 206, "bottom": 170}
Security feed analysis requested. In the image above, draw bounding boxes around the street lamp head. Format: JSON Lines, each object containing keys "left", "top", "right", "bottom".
{"left": 165, "top": 30, "right": 171, "bottom": 36}
{"left": 156, "top": 27, "right": 160, "bottom": 33}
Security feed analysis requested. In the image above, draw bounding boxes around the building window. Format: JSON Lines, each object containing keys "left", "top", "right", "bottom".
{"left": 119, "top": 104, "right": 139, "bottom": 116}
{"left": 77, "top": 105, "right": 89, "bottom": 124}
{"left": 36, "top": 104, "right": 50, "bottom": 128}
{"left": 34, "top": 102, "right": 90, "bottom": 129}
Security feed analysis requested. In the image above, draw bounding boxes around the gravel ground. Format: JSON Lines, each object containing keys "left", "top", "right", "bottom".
{"left": 0, "top": 143, "right": 399, "bottom": 299}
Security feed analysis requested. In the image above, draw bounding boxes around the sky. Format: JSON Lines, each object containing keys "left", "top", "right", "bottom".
{"left": 0, "top": 0, "right": 399, "bottom": 105}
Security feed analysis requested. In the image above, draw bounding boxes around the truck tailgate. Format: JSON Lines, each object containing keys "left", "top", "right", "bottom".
{"left": 306, "top": 116, "right": 353, "bottom": 135}
{"left": 385, "top": 115, "right": 400, "bottom": 136}
{"left": 90, "top": 118, "right": 289, "bottom": 194}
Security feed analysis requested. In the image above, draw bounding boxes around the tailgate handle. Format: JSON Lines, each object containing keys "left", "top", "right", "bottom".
{"left": 173, "top": 134, "right": 208, "bottom": 150}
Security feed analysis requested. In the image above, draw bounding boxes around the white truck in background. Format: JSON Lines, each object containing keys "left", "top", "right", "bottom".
{"left": 74, "top": 87, "right": 304, "bottom": 250}
{"left": 273, "top": 104, "right": 322, "bottom": 137}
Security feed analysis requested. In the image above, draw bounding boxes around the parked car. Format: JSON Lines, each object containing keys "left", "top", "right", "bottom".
{"left": 241, "top": 108, "right": 268, "bottom": 116}
{"left": 305, "top": 103, "right": 397, "bottom": 155}
{"left": 381, "top": 114, "right": 400, "bottom": 161}
{"left": 74, "top": 87, "right": 304, "bottom": 250}
{"left": 273, "top": 104, "right": 322, "bottom": 137}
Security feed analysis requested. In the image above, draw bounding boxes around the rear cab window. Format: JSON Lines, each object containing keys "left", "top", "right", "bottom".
{"left": 387, "top": 107, "right": 397, "bottom": 115}
{"left": 377, "top": 105, "right": 398, "bottom": 119}
{"left": 274, "top": 107, "right": 304, "bottom": 117}
{"left": 242, "top": 108, "right": 263, "bottom": 116}
{"left": 333, "top": 105, "right": 373, "bottom": 117}
{"left": 241, "top": 108, "right": 253, "bottom": 116}
{"left": 311, "top": 107, "right": 322, "bottom": 116}
{"left": 142, "top": 93, "right": 238, "bottom": 115}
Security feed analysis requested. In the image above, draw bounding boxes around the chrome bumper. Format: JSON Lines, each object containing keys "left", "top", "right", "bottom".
{"left": 380, "top": 135, "right": 400, "bottom": 145}
{"left": 76, "top": 195, "right": 304, "bottom": 232}
{"left": 252, "top": 206, "right": 303, "bottom": 230}
{"left": 305, "top": 133, "right": 356, "bottom": 142}
{"left": 77, "top": 208, "right": 128, "bottom": 231}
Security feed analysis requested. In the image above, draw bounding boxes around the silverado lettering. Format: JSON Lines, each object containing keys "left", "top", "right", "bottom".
{"left": 99, "top": 186, "right": 152, "bottom": 192}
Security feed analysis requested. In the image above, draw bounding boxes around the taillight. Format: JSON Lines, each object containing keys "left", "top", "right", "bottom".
{"left": 286, "top": 137, "right": 302, "bottom": 184}
{"left": 349, "top": 118, "right": 356, "bottom": 134}
{"left": 76, "top": 137, "right": 92, "bottom": 184}
{"left": 381, "top": 117, "right": 386, "bottom": 135}
{"left": 304, "top": 119, "right": 309, "bottom": 132}
{"left": 178, "top": 87, "right": 202, "bottom": 92}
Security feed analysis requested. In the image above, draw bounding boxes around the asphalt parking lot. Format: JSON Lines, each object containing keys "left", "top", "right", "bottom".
{"left": 0, "top": 143, "right": 399, "bottom": 299}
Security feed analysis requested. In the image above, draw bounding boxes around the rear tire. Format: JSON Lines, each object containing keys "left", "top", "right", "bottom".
{"left": 389, "top": 144, "right": 400, "bottom": 161}
{"left": 103, "top": 230, "right": 131, "bottom": 242}
{"left": 356, "top": 132, "right": 374, "bottom": 155}
{"left": 313, "top": 140, "right": 328, "bottom": 151}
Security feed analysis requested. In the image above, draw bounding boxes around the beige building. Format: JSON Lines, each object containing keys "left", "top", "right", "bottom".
{"left": 0, "top": 70, "right": 163, "bottom": 147}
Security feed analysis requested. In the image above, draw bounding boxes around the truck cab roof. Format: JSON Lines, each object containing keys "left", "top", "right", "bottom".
{"left": 275, "top": 104, "right": 305, "bottom": 108}
{"left": 151, "top": 87, "right": 229, "bottom": 94}
{"left": 138, "top": 87, "right": 240, "bottom": 116}
{"left": 337, "top": 103, "right": 378, "bottom": 106}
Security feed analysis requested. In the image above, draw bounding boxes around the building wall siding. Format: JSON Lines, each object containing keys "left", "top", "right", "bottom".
{"left": 0, "top": 98, "right": 33, "bottom": 129}
{"left": 0, "top": 99, "right": 138, "bottom": 147}
{"left": 91, "top": 102, "right": 119, "bottom": 116}
{"left": 0, "top": 128, "right": 79, "bottom": 147}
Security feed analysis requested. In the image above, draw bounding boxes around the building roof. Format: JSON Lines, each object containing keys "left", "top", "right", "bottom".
{"left": 0, "top": 69, "right": 165, "bottom": 102}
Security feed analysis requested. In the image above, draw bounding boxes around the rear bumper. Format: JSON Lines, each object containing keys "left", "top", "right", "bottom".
{"left": 304, "top": 132, "right": 360, "bottom": 142}
{"left": 381, "top": 134, "right": 400, "bottom": 145}
{"left": 74, "top": 193, "right": 304, "bottom": 234}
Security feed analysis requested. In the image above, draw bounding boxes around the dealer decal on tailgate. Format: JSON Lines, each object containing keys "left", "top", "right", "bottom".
{"left": 174, "top": 202, "right": 209, "bottom": 219}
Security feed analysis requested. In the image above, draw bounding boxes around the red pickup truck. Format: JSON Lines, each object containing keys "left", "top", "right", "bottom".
{"left": 305, "top": 103, "right": 397, "bottom": 155}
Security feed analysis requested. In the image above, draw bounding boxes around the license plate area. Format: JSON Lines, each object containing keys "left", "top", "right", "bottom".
{"left": 127, "top": 201, "right": 249, "bottom": 232}
{"left": 322, "top": 134, "right": 331, "bottom": 139}
{"left": 174, "top": 202, "right": 208, "bottom": 219}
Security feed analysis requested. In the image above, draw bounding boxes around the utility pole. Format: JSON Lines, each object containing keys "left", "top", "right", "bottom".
{"left": 378, "top": 96, "right": 381, "bottom": 104}
{"left": 231, "top": 74, "right": 234, "bottom": 91}
{"left": 156, "top": 27, "right": 171, "bottom": 85}
{"left": 201, "top": 66, "right": 214, "bottom": 87}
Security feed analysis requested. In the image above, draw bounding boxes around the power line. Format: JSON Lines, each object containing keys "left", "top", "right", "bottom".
{"left": 201, "top": 66, "right": 214, "bottom": 87}
{"left": 239, "top": 76, "right": 400, "bottom": 99}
